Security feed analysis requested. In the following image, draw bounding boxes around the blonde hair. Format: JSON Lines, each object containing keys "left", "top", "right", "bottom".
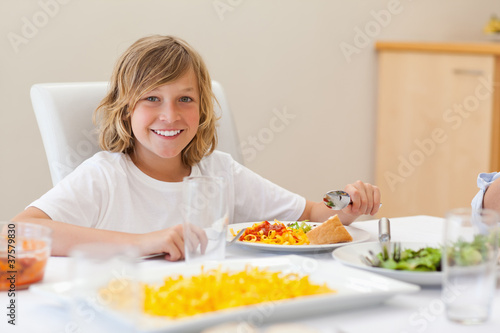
{"left": 94, "top": 35, "right": 217, "bottom": 166}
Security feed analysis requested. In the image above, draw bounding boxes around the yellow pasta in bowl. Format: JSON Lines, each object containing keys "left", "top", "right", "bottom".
{"left": 143, "top": 265, "right": 336, "bottom": 318}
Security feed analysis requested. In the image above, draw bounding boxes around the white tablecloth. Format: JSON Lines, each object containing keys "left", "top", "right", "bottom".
{"left": 1, "top": 215, "right": 499, "bottom": 333}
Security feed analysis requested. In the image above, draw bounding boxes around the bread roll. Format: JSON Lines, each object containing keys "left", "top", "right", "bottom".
{"left": 306, "top": 215, "right": 353, "bottom": 245}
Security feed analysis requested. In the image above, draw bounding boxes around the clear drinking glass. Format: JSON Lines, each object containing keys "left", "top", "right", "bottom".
{"left": 68, "top": 243, "right": 140, "bottom": 331}
{"left": 442, "top": 208, "right": 499, "bottom": 324}
{"left": 182, "top": 176, "right": 228, "bottom": 263}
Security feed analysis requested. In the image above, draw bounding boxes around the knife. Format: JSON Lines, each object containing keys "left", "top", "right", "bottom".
{"left": 378, "top": 217, "right": 391, "bottom": 260}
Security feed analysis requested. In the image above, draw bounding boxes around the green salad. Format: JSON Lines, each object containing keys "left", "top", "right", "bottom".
{"left": 376, "top": 247, "right": 442, "bottom": 271}
{"left": 446, "top": 234, "right": 496, "bottom": 266}
{"left": 287, "top": 221, "right": 315, "bottom": 233}
{"left": 374, "top": 234, "right": 496, "bottom": 272}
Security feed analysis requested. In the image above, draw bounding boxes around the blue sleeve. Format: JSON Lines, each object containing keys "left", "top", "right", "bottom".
{"left": 471, "top": 172, "right": 500, "bottom": 210}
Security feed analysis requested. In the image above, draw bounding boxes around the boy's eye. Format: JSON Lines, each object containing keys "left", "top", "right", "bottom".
{"left": 179, "top": 96, "right": 192, "bottom": 103}
{"left": 146, "top": 96, "right": 159, "bottom": 102}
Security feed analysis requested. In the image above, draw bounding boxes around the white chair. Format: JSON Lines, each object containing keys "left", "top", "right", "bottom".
{"left": 30, "top": 81, "right": 243, "bottom": 186}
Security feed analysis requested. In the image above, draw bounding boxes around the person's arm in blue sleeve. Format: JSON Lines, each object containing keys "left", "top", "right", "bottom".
{"left": 471, "top": 172, "right": 500, "bottom": 213}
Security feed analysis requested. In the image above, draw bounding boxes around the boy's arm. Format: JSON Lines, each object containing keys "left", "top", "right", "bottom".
{"left": 299, "top": 180, "right": 381, "bottom": 225}
{"left": 11, "top": 207, "right": 197, "bottom": 261}
{"left": 12, "top": 207, "right": 138, "bottom": 256}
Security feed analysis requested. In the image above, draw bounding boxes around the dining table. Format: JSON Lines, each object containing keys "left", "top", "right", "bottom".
{"left": 1, "top": 215, "right": 499, "bottom": 333}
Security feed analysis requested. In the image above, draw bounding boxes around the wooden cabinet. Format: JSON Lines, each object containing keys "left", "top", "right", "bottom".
{"left": 375, "top": 42, "right": 500, "bottom": 218}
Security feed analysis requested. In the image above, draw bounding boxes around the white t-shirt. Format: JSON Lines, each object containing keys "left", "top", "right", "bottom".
{"left": 29, "top": 151, "right": 306, "bottom": 233}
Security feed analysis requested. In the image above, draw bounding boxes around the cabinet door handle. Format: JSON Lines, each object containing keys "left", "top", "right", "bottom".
{"left": 453, "top": 68, "right": 485, "bottom": 76}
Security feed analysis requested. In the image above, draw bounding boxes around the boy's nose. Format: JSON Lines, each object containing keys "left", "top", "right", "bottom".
{"left": 158, "top": 102, "right": 180, "bottom": 123}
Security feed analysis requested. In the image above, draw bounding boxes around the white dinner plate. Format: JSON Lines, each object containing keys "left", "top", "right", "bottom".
{"left": 227, "top": 221, "right": 370, "bottom": 253}
{"left": 332, "top": 241, "right": 443, "bottom": 286}
{"left": 31, "top": 255, "right": 419, "bottom": 332}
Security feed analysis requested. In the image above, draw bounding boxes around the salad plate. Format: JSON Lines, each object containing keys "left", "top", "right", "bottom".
{"left": 332, "top": 241, "right": 442, "bottom": 286}
{"left": 227, "top": 221, "right": 370, "bottom": 253}
{"left": 31, "top": 255, "right": 419, "bottom": 332}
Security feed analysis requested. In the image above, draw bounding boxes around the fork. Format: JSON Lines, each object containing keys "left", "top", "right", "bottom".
{"left": 228, "top": 228, "right": 246, "bottom": 245}
{"left": 360, "top": 250, "right": 381, "bottom": 267}
{"left": 393, "top": 241, "right": 402, "bottom": 262}
{"left": 360, "top": 242, "right": 402, "bottom": 267}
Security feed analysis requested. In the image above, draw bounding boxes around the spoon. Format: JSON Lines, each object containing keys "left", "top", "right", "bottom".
{"left": 323, "top": 190, "right": 352, "bottom": 210}
{"left": 323, "top": 190, "right": 382, "bottom": 210}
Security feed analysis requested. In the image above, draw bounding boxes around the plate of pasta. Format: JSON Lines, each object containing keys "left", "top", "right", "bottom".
{"left": 227, "top": 220, "right": 370, "bottom": 253}
{"left": 31, "top": 255, "right": 419, "bottom": 332}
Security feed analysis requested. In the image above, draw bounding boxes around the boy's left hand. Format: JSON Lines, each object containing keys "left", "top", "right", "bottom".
{"left": 341, "top": 180, "right": 381, "bottom": 216}
{"left": 299, "top": 180, "right": 381, "bottom": 225}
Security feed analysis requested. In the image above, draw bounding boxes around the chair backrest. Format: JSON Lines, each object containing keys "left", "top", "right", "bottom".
{"left": 30, "top": 81, "right": 243, "bottom": 186}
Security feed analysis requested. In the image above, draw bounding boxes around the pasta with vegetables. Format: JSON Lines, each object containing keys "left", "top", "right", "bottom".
{"left": 234, "top": 220, "right": 309, "bottom": 245}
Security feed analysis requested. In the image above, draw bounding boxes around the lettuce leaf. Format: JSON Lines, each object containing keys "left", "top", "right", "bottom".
{"left": 377, "top": 247, "right": 442, "bottom": 272}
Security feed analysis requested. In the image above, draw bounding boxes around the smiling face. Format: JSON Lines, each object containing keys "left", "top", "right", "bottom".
{"left": 130, "top": 68, "right": 200, "bottom": 174}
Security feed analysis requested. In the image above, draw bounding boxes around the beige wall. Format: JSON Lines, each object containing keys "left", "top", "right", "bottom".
{"left": 0, "top": 0, "right": 496, "bottom": 220}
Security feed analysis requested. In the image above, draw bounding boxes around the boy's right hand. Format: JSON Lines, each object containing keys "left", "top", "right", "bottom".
{"left": 138, "top": 224, "right": 207, "bottom": 261}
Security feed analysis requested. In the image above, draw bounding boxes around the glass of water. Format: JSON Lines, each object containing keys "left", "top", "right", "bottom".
{"left": 68, "top": 243, "right": 140, "bottom": 331}
{"left": 442, "top": 208, "right": 499, "bottom": 324}
{"left": 182, "top": 176, "right": 228, "bottom": 263}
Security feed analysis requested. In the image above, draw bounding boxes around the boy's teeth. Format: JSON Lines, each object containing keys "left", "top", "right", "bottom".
{"left": 153, "top": 129, "right": 181, "bottom": 137}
